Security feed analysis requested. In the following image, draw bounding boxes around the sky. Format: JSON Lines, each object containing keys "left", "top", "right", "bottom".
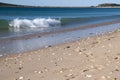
{"left": 0, "top": 0, "right": 120, "bottom": 7}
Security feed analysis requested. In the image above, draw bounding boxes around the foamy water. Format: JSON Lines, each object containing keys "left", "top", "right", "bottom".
{"left": 9, "top": 18, "right": 61, "bottom": 29}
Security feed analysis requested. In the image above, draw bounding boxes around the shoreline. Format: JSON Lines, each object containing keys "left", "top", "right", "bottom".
{"left": 0, "top": 25, "right": 120, "bottom": 79}
{"left": 0, "top": 27, "right": 117, "bottom": 58}
{"left": 0, "top": 27, "right": 116, "bottom": 57}
{"left": 1, "top": 20, "right": 120, "bottom": 56}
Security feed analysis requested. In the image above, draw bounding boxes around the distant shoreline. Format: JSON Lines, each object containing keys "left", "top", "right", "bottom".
{"left": 0, "top": 2, "right": 92, "bottom": 8}
{"left": 1, "top": 2, "right": 120, "bottom": 8}
{"left": 1, "top": 6, "right": 120, "bottom": 9}
{"left": 0, "top": 6, "right": 94, "bottom": 8}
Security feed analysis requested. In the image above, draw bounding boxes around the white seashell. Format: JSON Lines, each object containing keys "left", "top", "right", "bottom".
{"left": 19, "top": 76, "right": 23, "bottom": 80}
{"left": 86, "top": 74, "right": 92, "bottom": 78}
{"left": 52, "top": 53, "right": 55, "bottom": 55}
{"left": 59, "top": 70, "right": 63, "bottom": 73}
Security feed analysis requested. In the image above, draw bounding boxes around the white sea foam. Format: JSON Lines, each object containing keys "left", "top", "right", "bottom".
{"left": 9, "top": 18, "right": 61, "bottom": 29}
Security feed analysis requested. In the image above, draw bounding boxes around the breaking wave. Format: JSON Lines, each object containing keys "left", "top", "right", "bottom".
{"left": 9, "top": 18, "right": 61, "bottom": 29}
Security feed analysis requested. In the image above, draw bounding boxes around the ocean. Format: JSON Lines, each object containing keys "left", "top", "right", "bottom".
{"left": 1, "top": 7, "right": 120, "bottom": 55}
{"left": 1, "top": 7, "right": 120, "bottom": 38}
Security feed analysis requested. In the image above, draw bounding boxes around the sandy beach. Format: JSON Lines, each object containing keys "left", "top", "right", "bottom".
{"left": 0, "top": 27, "right": 120, "bottom": 80}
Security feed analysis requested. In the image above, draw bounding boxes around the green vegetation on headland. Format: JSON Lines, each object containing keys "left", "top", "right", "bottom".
{"left": 97, "top": 3, "right": 120, "bottom": 8}
{"left": 0, "top": 2, "right": 39, "bottom": 8}
{"left": 0, "top": 2, "right": 90, "bottom": 8}
{"left": 0, "top": 2, "right": 120, "bottom": 8}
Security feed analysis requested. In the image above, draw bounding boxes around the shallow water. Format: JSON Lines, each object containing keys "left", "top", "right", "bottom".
{"left": 0, "top": 22, "right": 120, "bottom": 56}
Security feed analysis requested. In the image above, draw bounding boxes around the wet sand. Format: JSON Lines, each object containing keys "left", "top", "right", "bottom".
{"left": 0, "top": 26, "right": 120, "bottom": 80}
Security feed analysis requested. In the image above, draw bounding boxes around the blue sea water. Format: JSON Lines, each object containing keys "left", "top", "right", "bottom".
{"left": 1, "top": 7, "right": 120, "bottom": 55}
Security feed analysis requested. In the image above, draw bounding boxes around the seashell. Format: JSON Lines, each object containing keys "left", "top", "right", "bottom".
{"left": 19, "top": 76, "right": 23, "bottom": 80}
{"left": 85, "top": 74, "right": 92, "bottom": 78}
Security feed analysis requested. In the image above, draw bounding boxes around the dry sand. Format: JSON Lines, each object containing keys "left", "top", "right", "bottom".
{"left": 0, "top": 29, "right": 120, "bottom": 80}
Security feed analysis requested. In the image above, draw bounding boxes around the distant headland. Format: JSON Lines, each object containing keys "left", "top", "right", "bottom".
{"left": 0, "top": 2, "right": 40, "bottom": 8}
{"left": 0, "top": 2, "right": 90, "bottom": 8}
{"left": 0, "top": 2, "right": 120, "bottom": 8}
{"left": 97, "top": 3, "right": 120, "bottom": 8}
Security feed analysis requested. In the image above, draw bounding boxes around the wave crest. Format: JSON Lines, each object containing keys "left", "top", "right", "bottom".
{"left": 9, "top": 18, "right": 61, "bottom": 28}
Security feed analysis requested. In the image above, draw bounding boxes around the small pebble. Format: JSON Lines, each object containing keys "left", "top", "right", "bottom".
{"left": 38, "top": 71, "right": 41, "bottom": 74}
{"left": 67, "top": 74, "right": 73, "bottom": 77}
{"left": 34, "top": 71, "right": 37, "bottom": 73}
{"left": 114, "top": 57, "right": 118, "bottom": 60}
{"left": 68, "top": 54, "right": 72, "bottom": 56}
{"left": 45, "top": 45, "right": 52, "bottom": 48}
{"left": 107, "top": 76, "right": 111, "bottom": 79}
{"left": 94, "top": 65, "right": 104, "bottom": 70}
{"left": 89, "top": 33, "right": 94, "bottom": 35}
{"left": 69, "top": 69, "right": 73, "bottom": 72}
{"left": 96, "top": 76, "right": 107, "bottom": 80}
{"left": 102, "top": 45, "right": 105, "bottom": 48}
{"left": 19, "top": 67, "right": 23, "bottom": 70}
{"left": 114, "top": 69, "right": 119, "bottom": 71}
{"left": 101, "top": 76, "right": 106, "bottom": 79}
{"left": 38, "top": 36, "right": 41, "bottom": 38}
{"left": 113, "top": 78, "right": 117, "bottom": 80}
{"left": 74, "top": 48, "right": 80, "bottom": 52}
{"left": 81, "top": 48, "right": 86, "bottom": 51}
{"left": 60, "top": 70, "right": 63, "bottom": 73}
{"left": 83, "top": 69, "right": 89, "bottom": 72}
{"left": 48, "top": 45, "right": 52, "bottom": 47}
{"left": 19, "top": 76, "right": 23, "bottom": 80}
{"left": 108, "top": 38, "right": 111, "bottom": 40}
{"left": 66, "top": 46, "right": 70, "bottom": 48}
{"left": 52, "top": 53, "right": 55, "bottom": 55}
{"left": 85, "top": 74, "right": 92, "bottom": 78}
{"left": 38, "top": 58, "right": 40, "bottom": 60}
